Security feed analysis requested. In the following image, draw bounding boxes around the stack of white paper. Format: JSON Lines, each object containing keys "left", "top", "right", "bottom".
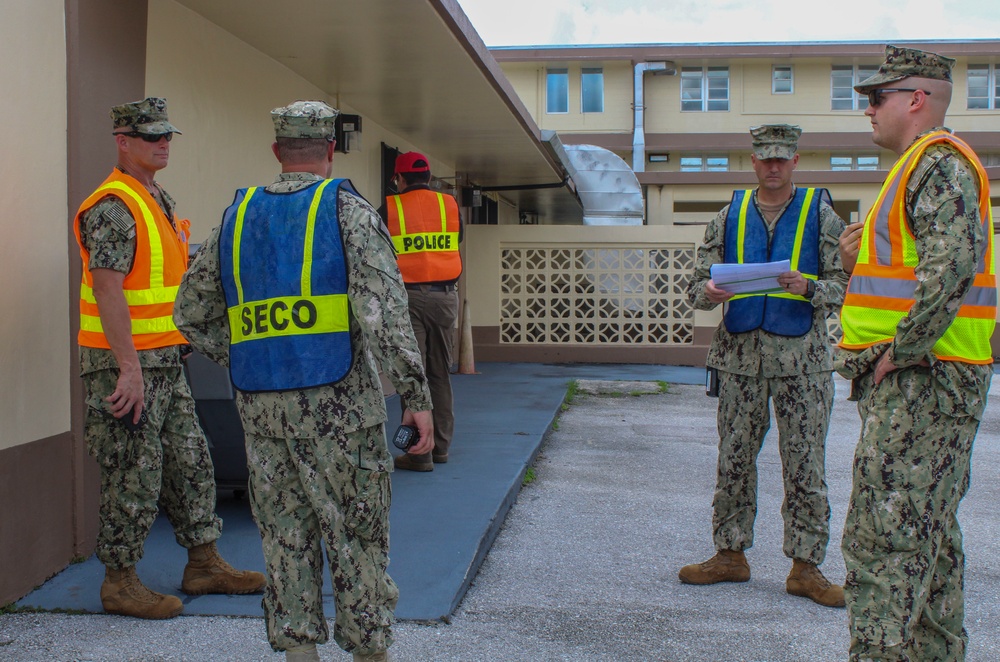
{"left": 710, "top": 259, "right": 791, "bottom": 295}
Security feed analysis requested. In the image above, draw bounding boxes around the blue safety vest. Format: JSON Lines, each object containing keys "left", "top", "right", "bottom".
{"left": 722, "top": 187, "right": 826, "bottom": 337}
{"left": 219, "top": 179, "right": 354, "bottom": 392}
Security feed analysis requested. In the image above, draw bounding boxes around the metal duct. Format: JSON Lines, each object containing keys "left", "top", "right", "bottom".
{"left": 543, "top": 130, "right": 644, "bottom": 226}
{"left": 632, "top": 61, "right": 676, "bottom": 173}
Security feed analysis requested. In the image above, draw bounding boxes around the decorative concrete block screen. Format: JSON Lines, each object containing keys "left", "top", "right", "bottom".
{"left": 499, "top": 245, "right": 696, "bottom": 345}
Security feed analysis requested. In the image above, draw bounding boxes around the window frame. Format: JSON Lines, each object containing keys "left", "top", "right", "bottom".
{"left": 967, "top": 64, "right": 1000, "bottom": 110}
{"left": 581, "top": 67, "right": 604, "bottom": 113}
{"left": 681, "top": 66, "right": 730, "bottom": 112}
{"left": 680, "top": 155, "right": 730, "bottom": 172}
{"left": 772, "top": 65, "right": 794, "bottom": 94}
{"left": 546, "top": 68, "right": 569, "bottom": 114}
{"left": 830, "top": 154, "right": 881, "bottom": 171}
{"left": 831, "top": 64, "right": 878, "bottom": 111}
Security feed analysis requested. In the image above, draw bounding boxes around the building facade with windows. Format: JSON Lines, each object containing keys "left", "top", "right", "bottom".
{"left": 459, "top": 41, "right": 1000, "bottom": 365}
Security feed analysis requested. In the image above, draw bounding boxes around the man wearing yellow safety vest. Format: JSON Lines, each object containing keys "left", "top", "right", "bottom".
{"left": 382, "top": 152, "right": 463, "bottom": 472}
{"left": 679, "top": 125, "right": 850, "bottom": 608}
{"left": 836, "top": 45, "right": 996, "bottom": 661}
{"left": 72, "top": 98, "right": 264, "bottom": 621}
{"left": 175, "top": 101, "right": 434, "bottom": 662}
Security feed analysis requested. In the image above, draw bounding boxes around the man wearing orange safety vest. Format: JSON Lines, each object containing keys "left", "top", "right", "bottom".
{"left": 382, "top": 152, "right": 463, "bottom": 472}
{"left": 836, "top": 46, "right": 996, "bottom": 660}
{"left": 73, "top": 98, "right": 263, "bottom": 621}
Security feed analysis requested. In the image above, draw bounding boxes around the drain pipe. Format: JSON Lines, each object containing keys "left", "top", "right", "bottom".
{"left": 632, "top": 61, "right": 673, "bottom": 173}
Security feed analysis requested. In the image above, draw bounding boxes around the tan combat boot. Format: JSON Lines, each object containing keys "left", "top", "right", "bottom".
{"left": 786, "top": 560, "right": 846, "bottom": 608}
{"left": 285, "top": 644, "right": 320, "bottom": 661}
{"left": 678, "top": 549, "right": 751, "bottom": 585}
{"left": 354, "top": 651, "right": 391, "bottom": 662}
{"left": 100, "top": 565, "right": 183, "bottom": 620}
{"left": 181, "top": 541, "right": 266, "bottom": 595}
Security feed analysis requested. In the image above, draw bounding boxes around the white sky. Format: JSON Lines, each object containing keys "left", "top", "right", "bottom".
{"left": 455, "top": 0, "right": 1000, "bottom": 47}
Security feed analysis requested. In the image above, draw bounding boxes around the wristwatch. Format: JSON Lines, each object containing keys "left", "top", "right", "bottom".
{"left": 804, "top": 280, "right": 816, "bottom": 300}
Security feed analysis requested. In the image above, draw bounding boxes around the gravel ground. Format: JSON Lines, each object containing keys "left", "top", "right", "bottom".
{"left": 2, "top": 376, "right": 998, "bottom": 661}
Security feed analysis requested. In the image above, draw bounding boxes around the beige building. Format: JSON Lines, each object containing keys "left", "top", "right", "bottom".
{"left": 471, "top": 41, "right": 1000, "bottom": 364}
{"left": 1, "top": 0, "right": 997, "bottom": 605}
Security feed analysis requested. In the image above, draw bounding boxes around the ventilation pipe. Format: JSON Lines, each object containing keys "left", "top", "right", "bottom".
{"left": 542, "top": 130, "right": 643, "bottom": 226}
{"left": 632, "top": 61, "right": 676, "bottom": 173}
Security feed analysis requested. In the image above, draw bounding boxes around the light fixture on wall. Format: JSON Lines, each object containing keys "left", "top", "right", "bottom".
{"left": 648, "top": 153, "right": 670, "bottom": 163}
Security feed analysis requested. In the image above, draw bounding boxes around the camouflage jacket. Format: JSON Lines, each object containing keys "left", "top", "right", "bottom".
{"left": 688, "top": 188, "right": 848, "bottom": 378}
{"left": 836, "top": 128, "right": 993, "bottom": 418}
{"left": 174, "top": 172, "right": 432, "bottom": 438}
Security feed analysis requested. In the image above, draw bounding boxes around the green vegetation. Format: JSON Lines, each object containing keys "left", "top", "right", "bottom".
{"left": 522, "top": 467, "right": 537, "bottom": 486}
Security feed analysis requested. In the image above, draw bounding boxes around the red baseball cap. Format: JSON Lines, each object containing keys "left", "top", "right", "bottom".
{"left": 394, "top": 151, "right": 431, "bottom": 175}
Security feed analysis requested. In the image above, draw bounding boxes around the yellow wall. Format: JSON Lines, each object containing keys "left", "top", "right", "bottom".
{"left": 146, "top": 0, "right": 460, "bottom": 243}
{"left": 0, "top": 0, "right": 71, "bottom": 451}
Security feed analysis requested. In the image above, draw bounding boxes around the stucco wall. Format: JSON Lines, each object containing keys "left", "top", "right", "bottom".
{"left": 0, "top": 0, "right": 71, "bottom": 452}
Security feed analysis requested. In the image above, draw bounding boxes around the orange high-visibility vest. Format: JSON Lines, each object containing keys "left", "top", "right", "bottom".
{"left": 385, "top": 189, "right": 462, "bottom": 283}
{"left": 839, "top": 131, "right": 996, "bottom": 363}
{"left": 74, "top": 169, "right": 191, "bottom": 350}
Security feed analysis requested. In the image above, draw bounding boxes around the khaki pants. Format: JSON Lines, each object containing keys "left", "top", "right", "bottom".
{"left": 405, "top": 286, "right": 459, "bottom": 455}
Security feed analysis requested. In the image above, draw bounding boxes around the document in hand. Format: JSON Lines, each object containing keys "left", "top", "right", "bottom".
{"left": 710, "top": 259, "right": 791, "bottom": 295}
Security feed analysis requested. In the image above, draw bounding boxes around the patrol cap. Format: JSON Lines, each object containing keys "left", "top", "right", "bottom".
{"left": 271, "top": 100, "right": 339, "bottom": 140}
{"left": 854, "top": 45, "right": 955, "bottom": 94}
{"left": 110, "top": 97, "right": 182, "bottom": 135}
{"left": 394, "top": 152, "right": 431, "bottom": 175}
{"left": 749, "top": 124, "right": 801, "bottom": 160}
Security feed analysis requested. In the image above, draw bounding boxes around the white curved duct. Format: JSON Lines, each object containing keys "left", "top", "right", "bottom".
{"left": 542, "top": 131, "right": 644, "bottom": 226}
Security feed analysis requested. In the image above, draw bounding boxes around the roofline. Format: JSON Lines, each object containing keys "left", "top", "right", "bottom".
{"left": 430, "top": 0, "right": 567, "bottom": 178}
{"left": 490, "top": 39, "right": 1000, "bottom": 62}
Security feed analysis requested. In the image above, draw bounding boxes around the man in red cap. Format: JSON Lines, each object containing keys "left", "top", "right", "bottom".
{"left": 382, "top": 152, "right": 463, "bottom": 472}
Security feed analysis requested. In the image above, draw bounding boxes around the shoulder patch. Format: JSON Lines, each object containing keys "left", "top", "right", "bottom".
{"left": 104, "top": 202, "right": 137, "bottom": 238}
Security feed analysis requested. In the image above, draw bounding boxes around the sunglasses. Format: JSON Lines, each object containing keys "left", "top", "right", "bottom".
{"left": 866, "top": 88, "right": 930, "bottom": 108}
{"left": 114, "top": 131, "right": 173, "bottom": 142}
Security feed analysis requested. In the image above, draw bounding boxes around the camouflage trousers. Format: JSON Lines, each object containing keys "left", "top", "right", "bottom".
{"left": 83, "top": 366, "right": 222, "bottom": 568}
{"left": 245, "top": 424, "right": 398, "bottom": 655}
{"left": 712, "top": 370, "right": 834, "bottom": 564}
{"left": 843, "top": 368, "right": 980, "bottom": 661}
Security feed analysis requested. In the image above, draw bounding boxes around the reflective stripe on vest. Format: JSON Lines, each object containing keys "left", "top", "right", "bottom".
{"left": 839, "top": 131, "right": 996, "bottom": 363}
{"left": 386, "top": 189, "right": 462, "bottom": 283}
{"left": 220, "top": 179, "right": 353, "bottom": 392}
{"left": 74, "top": 172, "right": 189, "bottom": 349}
{"left": 722, "top": 188, "right": 823, "bottom": 337}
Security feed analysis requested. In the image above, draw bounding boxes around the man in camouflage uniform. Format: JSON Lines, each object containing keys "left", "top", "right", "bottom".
{"left": 73, "top": 98, "right": 265, "bottom": 620}
{"left": 837, "top": 46, "right": 995, "bottom": 660}
{"left": 679, "top": 125, "right": 849, "bottom": 608}
{"left": 174, "top": 100, "right": 434, "bottom": 662}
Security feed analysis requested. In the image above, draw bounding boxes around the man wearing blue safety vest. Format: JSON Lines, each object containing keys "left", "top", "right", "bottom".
{"left": 175, "top": 100, "right": 434, "bottom": 662}
{"left": 679, "top": 125, "right": 850, "bottom": 608}
{"left": 381, "top": 152, "right": 463, "bottom": 472}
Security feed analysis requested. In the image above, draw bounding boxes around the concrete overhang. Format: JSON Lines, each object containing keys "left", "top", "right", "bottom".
{"left": 173, "top": 0, "right": 583, "bottom": 223}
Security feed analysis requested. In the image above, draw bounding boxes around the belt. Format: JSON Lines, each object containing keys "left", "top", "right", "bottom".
{"left": 405, "top": 283, "right": 455, "bottom": 292}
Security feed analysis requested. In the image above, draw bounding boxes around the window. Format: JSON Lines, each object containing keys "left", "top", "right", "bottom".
{"left": 680, "top": 156, "right": 729, "bottom": 172}
{"left": 968, "top": 64, "right": 1000, "bottom": 109}
{"left": 831, "top": 155, "right": 880, "bottom": 171}
{"left": 546, "top": 68, "right": 568, "bottom": 114}
{"left": 831, "top": 65, "right": 878, "bottom": 110}
{"left": 681, "top": 67, "right": 730, "bottom": 112}
{"left": 581, "top": 68, "right": 604, "bottom": 113}
{"left": 772, "top": 66, "right": 793, "bottom": 94}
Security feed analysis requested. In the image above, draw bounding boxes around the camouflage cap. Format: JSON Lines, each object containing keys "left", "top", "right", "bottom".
{"left": 110, "top": 97, "right": 181, "bottom": 135}
{"left": 271, "top": 100, "right": 339, "bottom": 140}
{"left": 750, "top": 124, "right": 801, "bottom": 160}
{"left": 854, "top": 45, "right": 955, "bottom": 94}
